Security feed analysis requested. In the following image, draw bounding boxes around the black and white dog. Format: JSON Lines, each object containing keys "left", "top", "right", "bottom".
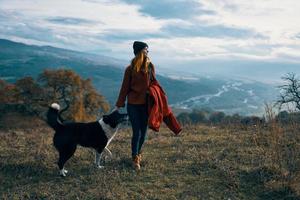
{"left": 47, "top": 103, "right": 127, "bottom": 176}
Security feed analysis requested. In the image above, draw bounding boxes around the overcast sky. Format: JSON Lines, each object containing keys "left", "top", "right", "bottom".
{"left": 1, "top": 0, "right": 300, "bottom": 68}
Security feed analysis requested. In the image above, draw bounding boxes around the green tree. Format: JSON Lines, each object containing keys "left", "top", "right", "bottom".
{"left": 177, "top": 112, "right": 191, "bottom": 125}
{"left": 189, "top": 109, "right": 207, "bottom": 124}
{"left": 209, "top": 111, "right": 226, "bottom": 124}
{"left": 223, "top": 113, "right": 242, "bottom": 125}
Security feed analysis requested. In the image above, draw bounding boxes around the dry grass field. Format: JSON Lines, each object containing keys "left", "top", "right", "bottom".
{"left": 0, "top": 116, "right": 300, "bottom": 199}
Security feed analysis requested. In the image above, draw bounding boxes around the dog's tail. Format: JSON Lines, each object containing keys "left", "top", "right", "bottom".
{"left": 47, "top": 103, "right": 64, "bottom": 131}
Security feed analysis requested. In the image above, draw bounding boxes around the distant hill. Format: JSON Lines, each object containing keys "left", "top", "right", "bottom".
{"left": 0, "top": 39, "right": 277, "bottom": 115}
{"left": 165, "top": 59, "right": 300, "bottom": 85}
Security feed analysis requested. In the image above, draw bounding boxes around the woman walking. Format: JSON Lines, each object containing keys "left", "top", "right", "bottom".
{"left": 115, "top": 41, "right": 156, "bottom": 170}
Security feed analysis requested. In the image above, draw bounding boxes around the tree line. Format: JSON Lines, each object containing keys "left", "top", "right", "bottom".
{"left": 0, "top": 69, "right": 110, "bottom": 121}
{"left": 177, "top": 108, "right": 300, "bottom": 126}
{"left": 1, "top": 70, "right": 300, "bottom": 125}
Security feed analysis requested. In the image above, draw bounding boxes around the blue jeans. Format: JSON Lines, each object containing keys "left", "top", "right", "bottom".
{"left": 127, "top": 104, "right": 148, "bottom": 157}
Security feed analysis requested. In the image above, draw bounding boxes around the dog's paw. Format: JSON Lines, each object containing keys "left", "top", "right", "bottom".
{"left": 97, "top": 165, "right": 104, "bottom": 169}
{"left": 60, "top": 172, "right": 66, "bottom": 177}
{"left": 59, "top": 169, "right": 67, "bottom": 177}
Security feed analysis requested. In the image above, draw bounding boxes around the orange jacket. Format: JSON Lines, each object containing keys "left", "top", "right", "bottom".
{"left": 116, "top": 64, "right": 156, "bottom": 107}
{"left": 148, "top": 81, "right": 182, "bottom": 135}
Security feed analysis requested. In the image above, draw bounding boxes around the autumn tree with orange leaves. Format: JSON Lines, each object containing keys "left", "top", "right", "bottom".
{"left": 0, "top": 79, "right": 18, "bottom": 104}
{"left": 38, "top": 69, "right": 110, "bottom": 121}
{"left": 1, "top": 69, "right": 110, "bottom": 121}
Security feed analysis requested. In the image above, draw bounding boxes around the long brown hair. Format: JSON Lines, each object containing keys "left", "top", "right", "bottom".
{"left": 131, "top": 51, "right": 149, "bottom": 73}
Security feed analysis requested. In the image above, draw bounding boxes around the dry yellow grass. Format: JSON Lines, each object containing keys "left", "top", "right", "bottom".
{"left": 0, "top": 122, "right": 299, "bottom": 199}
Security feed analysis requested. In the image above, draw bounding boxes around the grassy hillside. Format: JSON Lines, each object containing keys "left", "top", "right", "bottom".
{"left": 0, "top": 119, "right": 300, "bottom": 199}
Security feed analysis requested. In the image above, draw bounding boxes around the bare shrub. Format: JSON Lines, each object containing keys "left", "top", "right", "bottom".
{"left": 253, "top": 103, "right": 300, "bottom": 194}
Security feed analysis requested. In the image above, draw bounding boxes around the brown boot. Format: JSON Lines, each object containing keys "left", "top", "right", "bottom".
{"left": 132, "top": 155, "right": 141, "bottom": 170}
{"left": 137, "top": 153, "right": 142, "bottom": 162}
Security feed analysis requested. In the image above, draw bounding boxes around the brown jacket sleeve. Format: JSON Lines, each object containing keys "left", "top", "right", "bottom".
{"left": 115, "top": 66, "right": 131, "bottom": 107}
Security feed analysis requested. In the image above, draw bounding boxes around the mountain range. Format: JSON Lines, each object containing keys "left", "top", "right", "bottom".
{"left": 0, "top": 39, "right": 279, "bottom": 116}
{"left": 161, "top": 59, "right": 300, "bottom": 85}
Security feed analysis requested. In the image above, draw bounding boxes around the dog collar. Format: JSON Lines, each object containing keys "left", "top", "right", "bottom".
{"left": 98, "top": 119, "right": 117, "bottom": 139}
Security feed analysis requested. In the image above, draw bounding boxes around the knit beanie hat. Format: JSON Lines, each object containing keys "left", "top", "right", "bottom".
{"left": 133, "top": 41, "right": 148, "bottom": 55}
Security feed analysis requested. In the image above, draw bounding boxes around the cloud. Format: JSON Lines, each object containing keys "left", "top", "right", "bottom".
{"left": 146, "top": 36, "right": 291, "bottom": 63}
{"left": 199, "top": 0, "right": 300, "bottom": 42}
{"left": 161, "top": 24, "right": 265, "bottom": 39}
{"left": 0, "top": 0, "right": 166, "bottom": 55}
{"left": 120, "top": 0, "right": 214, "bottom": 20}
{"left": 0, "top": 0, "right": 164, "bottom": 32}
{"left": 0, "top": 0, "right": 300, "bottom": 66}
{"left": 47, "top": 17, "right": 100, "bottom": 25}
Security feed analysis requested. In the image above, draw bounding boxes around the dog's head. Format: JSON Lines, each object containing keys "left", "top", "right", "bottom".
{"left": 102, "top": 110, "right": 128, "bottom": 128}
